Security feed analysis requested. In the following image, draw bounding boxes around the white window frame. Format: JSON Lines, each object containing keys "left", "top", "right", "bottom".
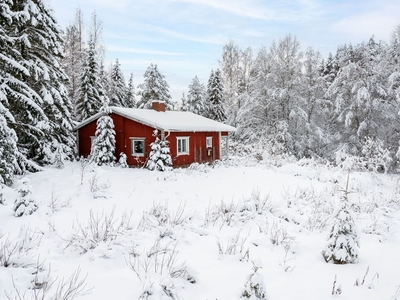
{"left": 206, "top": 136, "right": 212, "bottom": 148}
{"left": 130, "top": 138, "right": 146, "bottom": 157}
{"left": 177, "top": 137, "right": 189, "bottom": 156}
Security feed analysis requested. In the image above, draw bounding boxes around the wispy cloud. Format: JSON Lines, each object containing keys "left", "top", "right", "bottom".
{"left": 107, "top": 46, "right": 185, "bottom": 56}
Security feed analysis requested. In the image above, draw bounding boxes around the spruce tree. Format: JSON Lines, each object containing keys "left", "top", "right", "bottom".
{"left": 90, "top": 103, "right": 116, "bottom": 166}
{"left": 137, "top": 63, "right": 173, "bottom": 110}
{"left": 109, "top": 59, "right": 127, "bottom": 107}
{"left": 322, "top": 173, "right": 360, "bottom": 264}
{"left": 207, "top": 69, "right": 226, "bottom": 122}
{"left": 1, "top": 0, "right": 75, "bottom": 168}
{"left": 147, "top": 130, "right": 172, "bottom": 171}
{"left": 14, "top": 177, "right": 38, "bottom": 217}
{"left": 76, "top": 37, "right": 104, "bottom": 121}
{"left": 125, "top": 73, "right": 136, "bottom": 108}
{"left": 0, "top": 110, "right": 19, "bottom": 186}
{"left": 187, "top": 75, "right": 207, "bottom": 116}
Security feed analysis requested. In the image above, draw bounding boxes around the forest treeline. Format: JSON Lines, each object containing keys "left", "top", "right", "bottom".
{"left": 1, "top": 1, "right": 400, "bottom": 185}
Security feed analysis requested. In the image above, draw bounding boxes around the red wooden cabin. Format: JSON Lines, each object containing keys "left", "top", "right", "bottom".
{"left": 75, "top": 101, "right": 236, "bottom": 167}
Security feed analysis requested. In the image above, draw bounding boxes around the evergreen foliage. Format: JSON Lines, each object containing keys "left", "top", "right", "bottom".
{"left": 125, "top": 73, "right": 136, "bottom": 108}
{"left": 207, "top": 69, "right": 226, "bottom": 122}
{"left": 76, "top": 37, "right": 104, "bottom": 121}
{"left": 137, "top": 64, "right": 173, "bottom": 110}
{"left": 0, "top": 0, "right": 75, "bottom": 171}
{"left": 118, "top": 152, "right": 128, "bottom": 168}
{"left": 14, "top": 177, "right": 38, "bottom": 217}
{"left": 0, "top": 184, "right": 4, "bottom": 205}
{"left": 0, "top": 109, "right": 19, "bottom": 185}
{"left": 322, "top": 174, "right": 360, "bottom": 264}
{"left": 90, "top": 104, "right": 116, "bottom": 166}
{"left": 109, "top": 59, "right": 127, "bottom": 107}
{"left": 146, "top": 130, "right": 172, "bottom": 171}
{"left": 187, "top": 75, "right": 207, "bottom": 115}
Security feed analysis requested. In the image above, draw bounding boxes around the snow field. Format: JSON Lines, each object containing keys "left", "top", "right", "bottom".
{"left": 1, "top": 160, "right": 400, "bottom": 300}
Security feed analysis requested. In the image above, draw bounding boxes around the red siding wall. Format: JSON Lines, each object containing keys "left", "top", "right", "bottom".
{"left": 78, "top": 114, "right": 224, "bottom": 167}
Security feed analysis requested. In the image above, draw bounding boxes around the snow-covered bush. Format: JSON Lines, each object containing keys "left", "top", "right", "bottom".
{"left": 118, "top": 152, "right": 128, "bottom": 168}
{"left": 13, "top": 178, "right": 38, "bottom": 217}
{"left": 241, "top": 260, "right": 269, "bottom": 299}
{"left": 147, "top": 129, "right": 172, "bottom": 171}
{"left": 361, "top": 137, "right": 391, "bottom": 173}
{"left": 90, "top": 104, "right": 116, "bottom": 166}
{"left": 54, "top": 146, "right": 64, "bottom": 169}
{"left": 322, "top": 202, "right": 360, "bottom": 264}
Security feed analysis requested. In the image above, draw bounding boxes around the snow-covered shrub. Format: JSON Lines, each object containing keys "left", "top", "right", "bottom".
{"left": 118, "top": 152, "right": 128, "bottom": 168}
{"left": 90, "top": 105, "right": 116, "bottom": 166}
{"left": 241, "top": 260, "right": 269, "bottom": 300}
{"left": 54, "top": 146, "right": 64, "bottom": 169}
{"left": 361, "top": 137, "right": 391, "bottom": 173}
{"left": 322, "top": 202, "right": 360, "bottom": 264}
{"left": 13, "top": 178, "right": 38, "bottom": 217}
{"left": 147, "top": 129, "right": 172, "bottom": 171}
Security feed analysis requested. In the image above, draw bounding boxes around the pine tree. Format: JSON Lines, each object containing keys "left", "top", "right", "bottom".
{"left": 187, "top": 75, "right": 207, "bottom": 115}
{"left": 14, "top": 177, "right": 38, "bottom": 217}
{"left": 180, "top": 92, "right": 189, "bottom": 111}
{"left": 0, "top": 184, "right": 4, "bottom": 205}
{"left": 76, "top": 37, "right": 103, "bottom": 121}
{"left": 90, "top": 103, "right": 116, "bottom": 166}
{"left": 322, "top": 173, "right": 360, "bottom": 264}
{"left": 147, "top": 130, "right": 172, "bottom": 171}
{"left": 137, "top": 64, "right": 173, "bottom": 110}
{"left": 1, "top": 0, "right": 75, "bottom": 168}
{"left": 207, "top": 69, "right": 226, "bottom": 122}
{"left": 109, "top": 59, "right": 127, "bottom": 107}
{"left": 125, "top": 73, "right": 136, "bottom": 108}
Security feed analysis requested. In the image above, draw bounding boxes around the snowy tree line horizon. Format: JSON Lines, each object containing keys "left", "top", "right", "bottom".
{"left": 1, "top": 1, "right": 400, "bottom": 185}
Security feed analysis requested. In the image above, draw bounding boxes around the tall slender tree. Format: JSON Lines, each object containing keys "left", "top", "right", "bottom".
{"left": 206, "top": 69, "right": 226, "bottom": 122}
{"left": 109, "top": 59, "right": 127, "bottom": 107}
{"left": 125, "top": 73, "right": 136, "bottom": 108}
{"left": 76, "top": 37, "right": 104, "bottom": 121}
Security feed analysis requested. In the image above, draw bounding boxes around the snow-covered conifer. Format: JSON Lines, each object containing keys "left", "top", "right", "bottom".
{"left": 1, "top": 0, "right": 75, "bottom": 167}
{"left": 147, "top": 130, "right": 172, "bottom": 171}
{"left": 54, "top": 146, "right": 64, "bottom": 169}
{"left": 76, "top": 37, "right": 104, "bottom": 121}
{"left": 207, "top": 69, "right": 226, "bottom": 122}
{"left": 241, "top": 260, "right": 269, "bottom": 300}
{"left": 137, "top": 64, "right": 173, "bottom": 110}
{"left": 125, "top": 73, "right": 136, "bottom": 108}
{"left": 90, "top": 103, "right": 116, "bottom": 166}
{"left": 187, "top": 75, "right": 207, "bottom": 116}
{"left": 0, "top": 108, "right": 20, "bottom": 186}
{"left": 322, "top": 174, "right": 360, "bottom": 264}
{"left": 14, "top": 178, "right": 38, "bottom": 217}
{"left": 180, "top": 92, "right": 189, "bottom": 111}
{"left": 109, "top": 59, "right": 127, "bottom": 107}
{"left": 119, "top": 152, "right": 128, "bottom": 168}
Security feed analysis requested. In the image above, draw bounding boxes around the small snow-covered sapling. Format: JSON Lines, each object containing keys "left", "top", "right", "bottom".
{"left": 14, "top": 177, "right": 38, "bottom": 217}
{"left": 241, "top": 260, "right": 269, "bottom": 300}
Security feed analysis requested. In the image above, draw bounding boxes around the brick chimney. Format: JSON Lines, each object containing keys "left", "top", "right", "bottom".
{"left": 151, "top": 100, "right": 166, "bottom": 112}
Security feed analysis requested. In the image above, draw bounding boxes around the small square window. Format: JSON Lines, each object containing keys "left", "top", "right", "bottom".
{"left": 206, "top": 136, "right": 212, "bottom": 148}
{"left": 177, "top": 137, "right": 189, "bottom": 155}
{"left": 131, "top": 138, "right": 145, "bottom": 156}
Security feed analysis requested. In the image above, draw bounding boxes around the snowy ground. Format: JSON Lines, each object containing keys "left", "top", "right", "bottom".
{"left": 1, "top": 157, "right": 400, "bottom": 300}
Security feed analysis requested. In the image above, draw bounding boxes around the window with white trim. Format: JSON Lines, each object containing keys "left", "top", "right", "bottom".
{"left": 130, "top": 138, "right": 145, "bottom": 156}
{"left": 177, "top": 137, "right": 189, "bottom": 155}
{"left": 206, "top": 136, "right": 212, "bottom": 148}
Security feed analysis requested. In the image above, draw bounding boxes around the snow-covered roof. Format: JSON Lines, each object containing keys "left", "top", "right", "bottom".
{"left": 74, "top": 107, "right": 236, "bottom": 132}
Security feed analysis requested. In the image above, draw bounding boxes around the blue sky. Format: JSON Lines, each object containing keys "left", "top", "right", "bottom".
{"left": 49, "top": 0, "right": 400, "bottom": 101}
